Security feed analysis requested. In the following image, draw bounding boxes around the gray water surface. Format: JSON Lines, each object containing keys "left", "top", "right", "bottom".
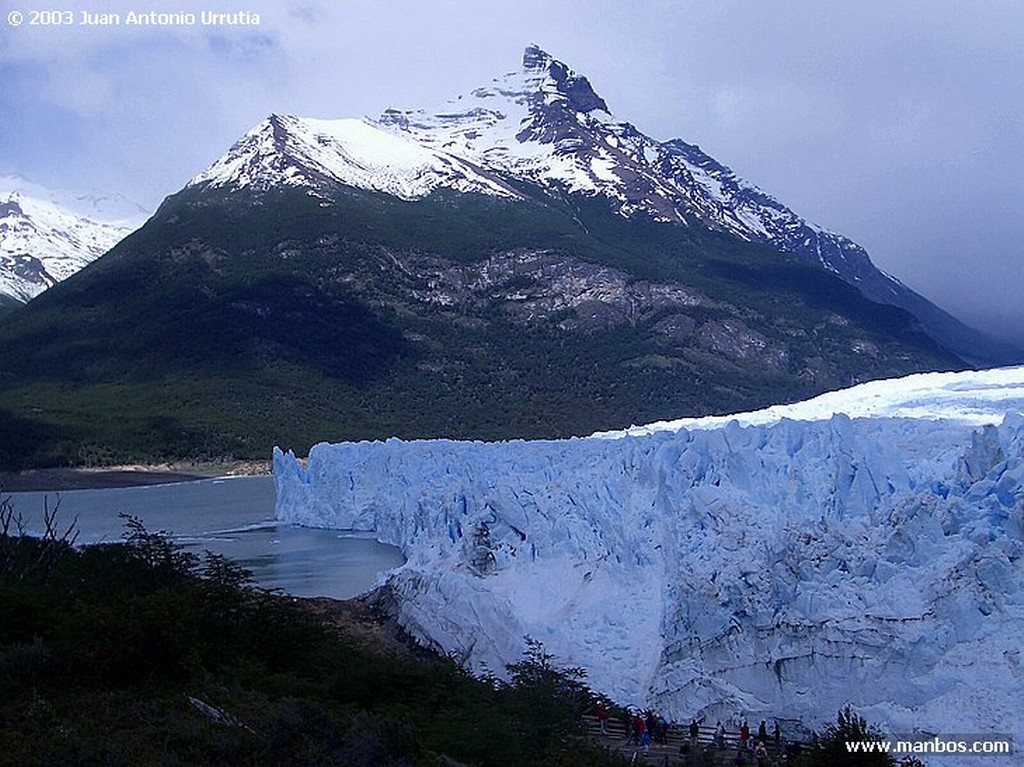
{"left": 7, "top": 476, "right": 404, "bottom": 599}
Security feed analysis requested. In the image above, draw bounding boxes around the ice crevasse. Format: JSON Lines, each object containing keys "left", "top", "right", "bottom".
{"left": 275, "top": 368, "right": 1024, "bottom": 750}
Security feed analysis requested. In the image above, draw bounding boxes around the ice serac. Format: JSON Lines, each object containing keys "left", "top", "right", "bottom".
{"left": 275, "top": 367, "right": 1024, "bottom": 754}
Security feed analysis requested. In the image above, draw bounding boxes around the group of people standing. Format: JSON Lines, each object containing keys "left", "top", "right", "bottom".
{"left": 595, "top": 705, "right": 788, "bottom": 765}
{"left": 716, "top": 718, "right": 783, "bottom": 766}
{"left": 620, "top": 708, "right": 671, "bottom": 750}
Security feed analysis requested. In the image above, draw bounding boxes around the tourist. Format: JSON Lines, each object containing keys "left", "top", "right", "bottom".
{"left": 626, "top": 711, "right": 639, "bottom": 745}
{"left": 639, "top": 714, "right": 650, "bottom": 752}
{"left": 754, "top": 739, "right": 769, "bottom": 767}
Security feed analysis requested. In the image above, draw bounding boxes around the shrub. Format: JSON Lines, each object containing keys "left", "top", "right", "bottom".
{"left": 806, "top": 705, "right": 898, "bottom": 766}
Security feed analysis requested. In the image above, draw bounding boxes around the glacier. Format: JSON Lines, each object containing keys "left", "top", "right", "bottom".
{"left": 275, "top": 367, "right": 1024, "bottom": 754}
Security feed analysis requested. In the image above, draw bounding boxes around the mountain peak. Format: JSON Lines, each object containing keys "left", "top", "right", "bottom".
{"left": 520, "top": 44, "right": 609, "bottom": 114}
{"left": 521, "top": 43, "right": 552, "bottom": 70}
{"left": 378, "top": 45, "right": 612, "bottom": 146}
{"left": 0, "top": 173, "right": 148, "bottom": 226}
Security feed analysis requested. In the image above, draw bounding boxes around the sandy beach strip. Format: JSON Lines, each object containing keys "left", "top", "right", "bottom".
{"left": 0, "top": 461, "right": 271, "bottom": 493}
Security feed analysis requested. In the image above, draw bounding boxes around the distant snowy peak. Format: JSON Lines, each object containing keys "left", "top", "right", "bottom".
{"left": 0, "top": 173, "right": 148, "bottom": 227}
{"left": 0, "top": 178, "right": 143, "bottom": 303}
{"left": 188, "top": 114, "right": 522, "bottom": 201}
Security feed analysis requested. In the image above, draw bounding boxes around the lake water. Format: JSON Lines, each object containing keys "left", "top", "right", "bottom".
{"left": 6, "top": 476, "right": 405, "bottom": 599}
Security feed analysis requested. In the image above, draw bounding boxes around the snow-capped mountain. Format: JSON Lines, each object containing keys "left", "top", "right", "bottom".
{"left": 193, "top": 44, "right": 874, "bottom": 262}
{"left": 276, "top": 366, "right": 1024, "bottom": 760}
{"left": 380, "top": 45, "right": 858, "bottom": 259}
{"left": 188, "top": 45, "right": 1016, "bottom": 365}
{"left": 0, "top": 174, "right": 147, "bottom": 304}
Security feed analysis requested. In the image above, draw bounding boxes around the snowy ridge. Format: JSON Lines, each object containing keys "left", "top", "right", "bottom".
{"left": 188, "top": 115, "right": 522, "bottom": 201}
{"left": 0, "top": 175, "right": 145, "bottom": 303}
{"left": 595, "top": 365, "right": 1024, "bottom": 437}
{"left": 275, "top": 366, "right": 1024, "bottom": 759}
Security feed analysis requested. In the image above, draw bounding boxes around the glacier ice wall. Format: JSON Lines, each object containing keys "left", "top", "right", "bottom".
{"left": 275, "top": 399, "right": 1024, "bottom": 746}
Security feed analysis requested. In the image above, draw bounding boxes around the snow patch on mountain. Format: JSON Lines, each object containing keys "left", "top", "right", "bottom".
{"left": 188, "top": 115, "right": 522, "bottom": 201}
{"left": 275, "top": 367, "right": 1024, "bottom": 756}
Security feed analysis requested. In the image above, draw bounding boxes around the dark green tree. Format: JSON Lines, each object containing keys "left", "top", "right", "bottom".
{"left": 501, "top": 636, "right": 592, "bottom": 758}
{"left": 806, "top": 705, "right": 900, "bottom": 766}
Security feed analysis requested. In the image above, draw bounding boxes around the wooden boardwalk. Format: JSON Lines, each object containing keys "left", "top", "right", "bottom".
{"left": 581, "top": 715, "right": 805, "bottom": 766}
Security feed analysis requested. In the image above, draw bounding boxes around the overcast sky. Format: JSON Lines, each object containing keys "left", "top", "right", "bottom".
{"left": 2, "top": 0, "right": 1022, "bottom": 346}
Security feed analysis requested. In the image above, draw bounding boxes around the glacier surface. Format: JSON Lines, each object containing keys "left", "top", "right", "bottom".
{"left": 275, "top": 367, "right": 1024, "bottom": 753}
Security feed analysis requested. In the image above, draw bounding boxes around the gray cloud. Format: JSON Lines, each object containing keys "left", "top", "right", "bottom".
{"left": 287, "top": 1, "right": 324, "bottom": 24}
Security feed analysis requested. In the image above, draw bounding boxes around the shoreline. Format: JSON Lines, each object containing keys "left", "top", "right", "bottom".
{"left": 0, "top": 460, "right": 272, "bottom": 493}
